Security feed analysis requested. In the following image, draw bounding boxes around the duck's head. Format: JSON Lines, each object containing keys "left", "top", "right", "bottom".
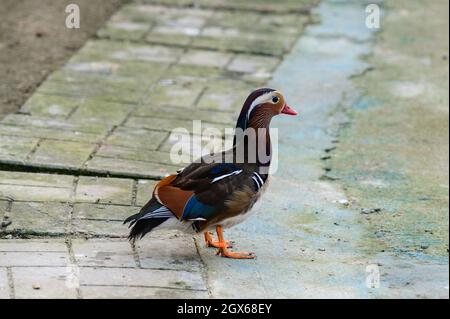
{"left": 236, "top": 88, "right": 298, "bottom": 130}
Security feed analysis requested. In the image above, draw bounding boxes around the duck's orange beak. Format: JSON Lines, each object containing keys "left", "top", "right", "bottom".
{"left": 281, "top": 104, "right": 298, "bottom": 116}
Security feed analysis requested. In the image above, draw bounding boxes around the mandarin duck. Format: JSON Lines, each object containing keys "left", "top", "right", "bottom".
{"left": 124, "top": 88, "right": 298, "bottom": 259}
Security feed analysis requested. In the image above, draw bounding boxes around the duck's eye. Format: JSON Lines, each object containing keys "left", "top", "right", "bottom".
{"left": 272, "top": 96, "right": 280, "bottom": 103}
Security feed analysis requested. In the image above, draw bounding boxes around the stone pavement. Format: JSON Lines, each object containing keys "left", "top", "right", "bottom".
{"left": 0, "top": 0, "right": 316, "bottom": 298}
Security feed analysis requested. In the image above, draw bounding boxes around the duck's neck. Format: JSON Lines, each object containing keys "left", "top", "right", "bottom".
{"left": 233, "top": 109, "right": 274, "bottom": 168}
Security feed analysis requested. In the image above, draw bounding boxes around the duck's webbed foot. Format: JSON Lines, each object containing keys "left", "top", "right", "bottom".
{"left": 204, "top": 231, "right": 233, "bottom": 248}
{"left": 214, "top": 226, "right": 256, "bottom": 259}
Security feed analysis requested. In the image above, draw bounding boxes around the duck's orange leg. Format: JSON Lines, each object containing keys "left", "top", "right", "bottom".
{"left": 204, "top": 231, "right": 233, "bottom": 248}
{"left": 215, "top": 225, "right": 256, "bottom": 259}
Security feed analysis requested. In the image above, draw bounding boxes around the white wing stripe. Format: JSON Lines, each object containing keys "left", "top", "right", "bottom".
{"left": 140, "top": 206, "right": 173, "bottom": 220}
{"left": 211, "top": 170, "right": 243, "bottom": 183}
{"left": 253, "top": 172, "right": 264, "bottom": 186}
{"left": 141, "top": 212, "right": 173, "bottom": 219}
{"left": 252, "top": 176, "right": 261, "bottom": 190}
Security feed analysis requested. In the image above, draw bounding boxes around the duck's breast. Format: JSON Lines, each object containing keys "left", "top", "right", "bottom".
{"left": 218, "top": 177, "right": 270, "bottom": 229}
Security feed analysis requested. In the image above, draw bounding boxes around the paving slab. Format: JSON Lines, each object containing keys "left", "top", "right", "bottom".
{"left": 36, "top": 79, "right": 146, "bottom": 105}
{"left": 72, "top": 219, "right": 128, "bottom": 237}
{"left": 0, "top": 239, "right": 67, "bottom": 252}
{"left": 7, "top": 202, "right": 70, "bottom": 235}
{"left": 20, "top": 94, "right": 80, "bottom": 118}
{"left": 134, "top": 105, "right": 235, "bottom": 125}
{"left": 0, "top": 251, "right": 69, "bottom": 267}
{"left": 96, "top": 145, "right": 185, "bottom": 165}
{"left": 76, "top": 176, "right": 134, "bottom": 206}
{"left": 179, "top": 50, "right": 234, "bottom": 69}
{"left": 12, "top": 267, "right": 78, "bottom": 299}
{"left": 0, "top": 123, "right": 104, "bottom": 144}
{"left": 80, "top": 285, "right": 208, "bottom": 298}
{"left": 73, "top": 203, "right": 140, "bottom": 222}
{"left": 72, "top": 239, "right": 136, "bottom": 268}
{"left": 147, "top": 82, "right": 206, "bottom": 109}
{"left": 0, "top": 201, "right": 8, "bottom": 221}
{"left": 105, "top": 127, "right": 168, "bottom": 151}
{"left": 29, "top": 140, "right": 96, "bottom": 170}
{"left": 0, "top": 268, "right": 9, "bottom": 299}
{"left": 84, "top": 156, "right": 179, "bottom": 180}
{"left": 79, "top": 39, "right": 184, "bottom": 64}
{"left": 0, "top": 136, "right": 39, "bottom": 163}
{"left": 136, "top": 180, "right": 159, "bottom": 206}
{"left": 79, "top": 267, "right": 205, "bottom": 291}
{"left": 0, "top": 171, "right": 73, "bottom": 202}
{"left": 136, "top": 233, "right": 203, "bottom": 272}
{"left": 69, "top": 101, "right": 133, "bottom": 125}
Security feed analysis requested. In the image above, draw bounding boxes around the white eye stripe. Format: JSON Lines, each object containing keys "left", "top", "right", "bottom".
{"left": 247, "top": 92, "right": 276, "bottom": 120}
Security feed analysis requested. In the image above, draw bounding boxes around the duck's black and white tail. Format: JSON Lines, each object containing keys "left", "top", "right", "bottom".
{"left": 123, "top": 198, "right": 175, "bottom": 241}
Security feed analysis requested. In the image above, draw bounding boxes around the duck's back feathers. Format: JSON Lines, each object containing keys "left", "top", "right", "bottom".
{"left": 124, "top": 159, "right": 268, "bottom": 239}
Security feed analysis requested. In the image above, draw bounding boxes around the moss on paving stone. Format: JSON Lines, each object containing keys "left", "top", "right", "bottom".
{"left": 105, "top": 127, "right": 168, "bottom": 151}
{"left": 0, "top": 136, "right": 39, "bottom": 162}
{"left": 69, "top": 101, "right": 133, "bottom": 125}
{"left": 0, "top": 184, "right": 72, "bottom": 204}
{"left": 29, "top": 140, "right": 96, "bottom": 170}
{"left": 7, "top": 202, "right": 70, "bottom": 235}
{"left": 0, "top": 124, "right": 103, "bottom": 144}
{"left": 98, "top": 3, "right": 310, "bottom": 56}
{"left": 76, "top": 176, "right": 134, "bottom": 206}
{"left": 162, "top": 64, "right": 225, "bottom": 84}
{"left": 147, "top": 82, "right": 205, "bottom": 109}
{"left": 0, "top": 171, "right": 73, "bottom": 187}
{"left": 0, "top": 200, "right": 8, "bottom": 211}
{"left": 73, "top": 203, "right": 140, "bottom": 221}
{"left": 2, "top": 114, "right": 111, "bottom": 134}
{"left": 136, "top": 180, "right": 159, "bottom": 206}
{"left": 20, "top": 94, "right": 80, "bottom": 118}
{"left": 84, "top": 156, "right": 180, "bottom": 179}
{"left": 97, "top": 145, "right": 191, "bottom": 165}
{"left": 197, "top": 84, "right": 254, "bottom": 112}
{"left": 135, "top": 105, "right": 235, "bottom": 125}
{"left": 97, "top": 20, "right": 149, "bottom": 41}
{"left": 227, "top": 54, "right": 280, "bottom": 74}
{"left": 72, "top": 219, "right": 128, "bottom": 237}
{"left": 125, "top": 115, "right": 228, "bottom": 133}
{"left": 64, "top": 59, "right": 168, "bottom": 81}
{"left": 330, "top": 0, "right": 449, "bottom": 259}
{"left": 179, "top": 50, "right": 234, "bottom": 69}
{"left": 78, "top": 39, "right": 184, "bottom": 64}
{"left": 36, "top": 79, "right": 146, "bottom": 105}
